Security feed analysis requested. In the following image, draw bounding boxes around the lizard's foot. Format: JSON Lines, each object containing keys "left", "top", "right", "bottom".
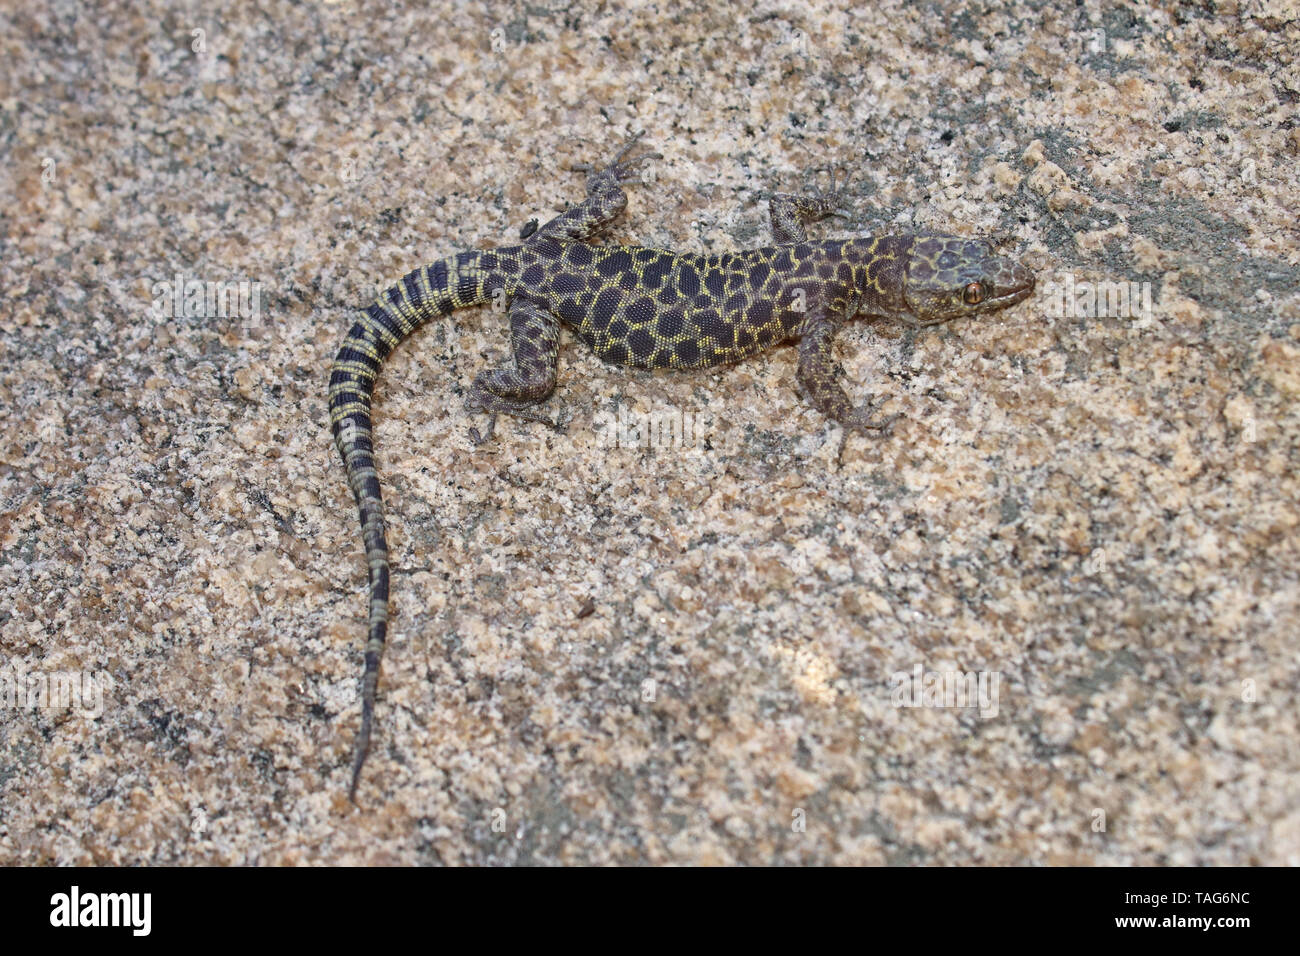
{"left": 834, "top": 397, "right": 900, "bottom": 462}
{"left": 465, "top": 371, "right": 561, "bottom": 444}
{"left": 467, "top": 412, "right": 498, "bottom": 446}
{"left": 762, "top": 165, "right": 858, "bottom": 243}
{"left": 467, "top": 402, "right": 559, "bottom": 445}
{"left": 465, "top": 397, "right": 557, "bottom": 444}
{"left": 798, "top": 165, "right": 856, "bottom": 221}
{"left": 571, "top": 131, "right": 663, "bottom": 195}
{"left": 845, "top": 394, "right": 900, "bottom": 434}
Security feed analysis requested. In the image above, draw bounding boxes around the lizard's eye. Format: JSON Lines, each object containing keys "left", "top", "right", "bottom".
{"left": 963, "top": 282, "right": 984, "bottom": 305}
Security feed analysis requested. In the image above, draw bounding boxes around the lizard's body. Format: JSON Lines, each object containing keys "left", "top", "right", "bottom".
{"left": 328, "top": 135, "right": 1034, "bottom": 801}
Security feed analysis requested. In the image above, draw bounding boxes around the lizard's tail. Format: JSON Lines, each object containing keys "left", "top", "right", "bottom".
{"left": 327, "top": 252, "right": 492, "bottom": 803}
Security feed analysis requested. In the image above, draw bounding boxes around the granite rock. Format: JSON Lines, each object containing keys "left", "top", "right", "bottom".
{"left": 1, "top": 0, "right": 1297, "bottom": 864}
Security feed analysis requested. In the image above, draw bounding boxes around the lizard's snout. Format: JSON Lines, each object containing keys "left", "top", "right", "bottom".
{"left": 990, "top": 257, "right": 1035, "bottom": 307}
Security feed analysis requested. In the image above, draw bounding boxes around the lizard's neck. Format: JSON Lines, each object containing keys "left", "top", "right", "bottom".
{"left": 847, "top": 235, "right": 911, "bottom": 319}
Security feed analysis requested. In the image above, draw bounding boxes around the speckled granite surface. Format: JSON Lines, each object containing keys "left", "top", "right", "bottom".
{"left": 2, "top": 0, "right": 1298, "bottom": 865}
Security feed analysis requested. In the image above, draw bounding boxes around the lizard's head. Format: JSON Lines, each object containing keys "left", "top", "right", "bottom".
{"left": 902, "top": 236, "right": 1034, "bottom": 327}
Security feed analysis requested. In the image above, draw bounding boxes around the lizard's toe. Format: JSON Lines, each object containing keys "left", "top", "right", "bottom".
{"left": 575, "top": 132, "right": 662, "bottom": 192}
{"left": 612, "top": 129, "right": 648, "bottom": 163}
{"left": 846, "top": 396, "right": 900, "bottom": 436}
{"left": 468, "top": 413, "right": 498, "bottom": 446}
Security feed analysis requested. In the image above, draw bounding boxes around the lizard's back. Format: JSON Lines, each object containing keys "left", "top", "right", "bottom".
{"left": 507, "top": 238, "right": 861, "bottom": 369}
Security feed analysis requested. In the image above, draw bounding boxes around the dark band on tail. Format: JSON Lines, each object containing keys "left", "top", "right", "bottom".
{"left": 328, "top": 253, "right": 490, "bottom": 802}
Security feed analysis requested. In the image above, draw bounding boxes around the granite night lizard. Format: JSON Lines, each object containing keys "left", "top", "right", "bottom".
{"left": 327, "top": 133, "right": 1035, "bottom": 801}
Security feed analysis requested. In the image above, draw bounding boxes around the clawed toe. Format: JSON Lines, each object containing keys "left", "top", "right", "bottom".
{"left": 573, "top": 131, "right": 661, "bottom": 191}
{"left": 852, "top": 410, "right": 900, "bottom": 435}
{"left": 813, "top": 165, "right": 852, "bottom": 197}
{"left": 618, "top": 150, "right": 662, "bottom": 174}
{"left": 612, "top": 130, "right": 647, "bottom": 163}
{"left": 796, "top": 165, "right": 855, "bottom": 215}
{"left": 834, "top": 405, "right": 899, "bottom": 462}
{"left": 468, "top": 413, "right": 498, "bottom": 446}
{"left": 847, "top": 395, "right": 900, "bottom": 436}
{"left": 465, "top": 390, "right": 560, "bottom": 446}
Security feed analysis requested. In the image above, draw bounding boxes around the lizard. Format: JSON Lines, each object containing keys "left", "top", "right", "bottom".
{"left": 327, "top": 132, "right": 1035, "bottom": 802}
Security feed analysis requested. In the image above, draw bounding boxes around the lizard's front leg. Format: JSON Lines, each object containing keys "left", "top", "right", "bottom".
{"left": 465, "top": 297, "right": 561, "bottom": 444}
{"left": 767, "top": 167, "right": 855, "bottom": 245}
{"left": 795, "top": 313, "right": 899, "bottom": 458}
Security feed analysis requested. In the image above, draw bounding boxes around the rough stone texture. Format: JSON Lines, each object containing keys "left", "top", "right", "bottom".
{"left": 2, "top": 0, "right": 1297, "bottom": 865}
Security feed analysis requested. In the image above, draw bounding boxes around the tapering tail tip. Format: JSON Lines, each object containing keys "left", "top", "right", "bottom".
{"left": 348, "top": 705, "right": 372, "bottom": 804}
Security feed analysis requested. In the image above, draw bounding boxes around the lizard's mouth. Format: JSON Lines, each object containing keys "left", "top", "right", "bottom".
{"left": 987, "top": 258, "right": 1036, "bottom": 308}
{"left": 981, "top": 267, "right": 1036, "bottom": 312}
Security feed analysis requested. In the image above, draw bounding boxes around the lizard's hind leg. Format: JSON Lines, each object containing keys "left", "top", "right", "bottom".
{"left": 533, "top": 131, "right": 662, "bottom": 243}
{"left": 466, "top": 297, "right": 561, "bottom": 444}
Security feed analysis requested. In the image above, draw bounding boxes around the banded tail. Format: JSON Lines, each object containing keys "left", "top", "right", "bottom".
{"left": 328, "top": 251, "right": 493, "bottom": 802}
